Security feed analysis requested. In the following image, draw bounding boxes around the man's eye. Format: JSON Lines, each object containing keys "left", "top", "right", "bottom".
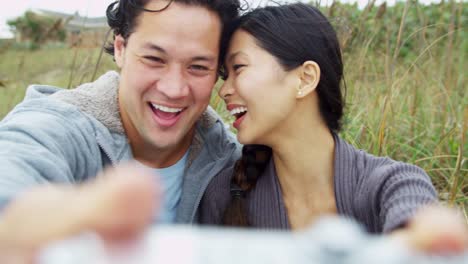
{"left": 189, "top": 65, "right": 212, "bottom": 76}
{"left": 143, "top": 56, "right": 165, "bottom": 64}
{"left": 190, "top": 65, "right": 209, "bottom": 71}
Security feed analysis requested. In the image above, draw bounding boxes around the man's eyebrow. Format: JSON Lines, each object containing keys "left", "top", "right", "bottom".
{"left": 192, "top": 56, "right": 217, "bottom": 64}
{"left": 142, "top": 43, "right": 216, "bottom": 63}
{"left": 142, "top": 43, "right": 167, "bottom": 54}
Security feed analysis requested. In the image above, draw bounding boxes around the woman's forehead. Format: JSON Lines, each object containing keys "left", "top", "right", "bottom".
{"left": 226, "top": 30, "right": 265, "bottom": 60}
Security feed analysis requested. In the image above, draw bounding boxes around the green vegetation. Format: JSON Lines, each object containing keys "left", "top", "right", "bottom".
{"left": 0, "top": 1, "right": 466, "bottom": 217}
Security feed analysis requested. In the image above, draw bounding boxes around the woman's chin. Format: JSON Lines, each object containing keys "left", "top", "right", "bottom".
{"left": 237, "top": 131, "right": 263, "bottom": 146}
{"left": 237, "top": 131, "right": 251, "bottom": 145}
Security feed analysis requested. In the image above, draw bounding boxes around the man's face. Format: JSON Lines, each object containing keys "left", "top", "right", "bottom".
{"left": 114, "top": 1, "right": 221, "bottom": 166}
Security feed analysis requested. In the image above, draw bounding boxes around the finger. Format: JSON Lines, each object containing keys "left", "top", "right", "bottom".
{"left": 80, "top": 164, "right": 160, "bottom": 241}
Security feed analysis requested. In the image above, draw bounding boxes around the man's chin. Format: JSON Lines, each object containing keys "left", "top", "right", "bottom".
{"left": 148, "top": 133, "right": 188, "bottom": 151}
{"left": 145, "top": 124, "right": 194, "bottom": 154}
{"left": 148, "top": 138, "right": 180, "bottom": 151}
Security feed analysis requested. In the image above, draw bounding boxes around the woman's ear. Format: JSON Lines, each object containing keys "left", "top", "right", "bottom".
{"left": 296, "top": 61, "right": 320, "bottom": 98}
{"left": 114, "top": 35, "right": 126, "bottom": 68}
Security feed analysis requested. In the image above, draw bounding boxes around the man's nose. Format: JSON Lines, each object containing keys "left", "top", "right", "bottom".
{"left": 157, "top": 65, "right": 189, "bottom": 99}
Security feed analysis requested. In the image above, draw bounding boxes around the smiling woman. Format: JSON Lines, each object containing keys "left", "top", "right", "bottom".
{"left": 198, "top": 2, "right": 468, "bottom": 254}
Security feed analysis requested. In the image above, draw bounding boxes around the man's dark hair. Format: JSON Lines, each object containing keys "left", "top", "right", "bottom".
{"left": 104, "top": 0, "right": 241, "bottom": 64}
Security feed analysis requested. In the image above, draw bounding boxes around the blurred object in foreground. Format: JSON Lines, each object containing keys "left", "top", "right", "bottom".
{"left": 38, "top": 217, "right": 467, "bottom": 264}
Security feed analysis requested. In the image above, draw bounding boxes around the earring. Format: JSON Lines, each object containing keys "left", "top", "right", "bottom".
{"left": 297, "top": 83, "right": 304, "bottom": 96}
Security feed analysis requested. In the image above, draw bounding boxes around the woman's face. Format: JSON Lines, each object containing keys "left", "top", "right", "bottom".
{"left": 219, "top": 30, "right": 300, "bottom": 145}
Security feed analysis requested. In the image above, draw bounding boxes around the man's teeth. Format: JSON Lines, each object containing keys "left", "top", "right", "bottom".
{"left": 151, "top": 103, "right": 183, "bottom": 113}
{"left": 230, "top": 107, "right": 248, "bottom": 116}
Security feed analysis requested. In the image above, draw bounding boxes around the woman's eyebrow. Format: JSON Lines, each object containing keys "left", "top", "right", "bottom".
{"left": 226, "top": 51, "right": 246, "bottom": 64}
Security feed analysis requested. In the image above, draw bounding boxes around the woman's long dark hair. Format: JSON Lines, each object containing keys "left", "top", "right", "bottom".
{"left": 222, "top": 3, "right": 345, "bottom": 226}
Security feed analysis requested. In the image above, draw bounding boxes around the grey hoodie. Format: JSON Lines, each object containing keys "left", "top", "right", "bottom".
{"left": 0, "top": 71, "right": 241, "bottom": 223}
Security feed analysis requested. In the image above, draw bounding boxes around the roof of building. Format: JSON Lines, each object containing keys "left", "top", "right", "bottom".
{"left": 30, "top": 9, "right": 108, "bottom": 30}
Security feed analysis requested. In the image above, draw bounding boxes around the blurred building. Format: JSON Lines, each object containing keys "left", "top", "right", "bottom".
{"left": 23, "top": 9, "right": 109, "bottom": 47}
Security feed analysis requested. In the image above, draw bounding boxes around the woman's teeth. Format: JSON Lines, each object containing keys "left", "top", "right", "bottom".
{"left": 151, "top": 103, "right": 183, "bottom": 113}
{"left": 230, "top": 107, "right": 248, "bottom": 117}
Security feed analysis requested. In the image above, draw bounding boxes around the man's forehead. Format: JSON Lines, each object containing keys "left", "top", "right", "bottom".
{"left": 134, "top": 1, "right": 221, "bottom": 34}
{"left": 128, "top": 3, "right": 221, "bottom": 54}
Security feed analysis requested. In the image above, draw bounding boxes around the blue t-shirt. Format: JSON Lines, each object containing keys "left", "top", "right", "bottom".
{"left": 140, "top": 150, "right": 189, "bottom": 224}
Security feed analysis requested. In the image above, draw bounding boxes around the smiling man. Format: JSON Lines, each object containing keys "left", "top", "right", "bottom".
{"left": 115, "top": 0, "right": 224, "bottom": 168}
{"left": 0, "top": 0, "right": 241, "bottom": 257}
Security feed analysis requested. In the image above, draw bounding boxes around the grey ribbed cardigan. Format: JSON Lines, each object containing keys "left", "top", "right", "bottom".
{"left": 198, "top": 135, "right": 438, "bottom": 233}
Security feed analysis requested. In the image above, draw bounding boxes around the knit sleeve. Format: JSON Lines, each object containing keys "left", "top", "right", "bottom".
{"left": 197, "top": 166, "right": 234, "bottom": 225}
{"left": 371, "top": 162, "right": 438, "bottom": 233}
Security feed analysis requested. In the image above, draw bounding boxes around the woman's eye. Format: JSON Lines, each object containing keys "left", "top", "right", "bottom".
{"left": 233, "top": 64, "right": 246, "bottom": 72}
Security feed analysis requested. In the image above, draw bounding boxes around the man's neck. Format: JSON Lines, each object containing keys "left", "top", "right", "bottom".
{"left": 132, "top": 136, "right": 192, "bottom": 169}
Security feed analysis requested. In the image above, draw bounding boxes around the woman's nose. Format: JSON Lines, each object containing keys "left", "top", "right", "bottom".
{"left": 218, "top": 79, "right": 234, "bottom": 101}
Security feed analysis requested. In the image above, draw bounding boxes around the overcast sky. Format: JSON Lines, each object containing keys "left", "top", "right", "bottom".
{"left": 0, "top": 0, "right": 441, "bottom": 38}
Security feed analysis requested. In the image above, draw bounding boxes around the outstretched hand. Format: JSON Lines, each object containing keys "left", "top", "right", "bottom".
{"left": 392, "top": 205, "right": 468, "bottom": 254}
{"left": 0, "top": 164, "right": 159, "bottom": 263}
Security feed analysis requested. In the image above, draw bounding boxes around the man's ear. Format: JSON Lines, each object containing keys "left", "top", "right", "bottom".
{"left": 114, "top": 35, "right": 126, "bottom": 68}
{"left": 297, "top": 61, "right": 321, "bottom": 98}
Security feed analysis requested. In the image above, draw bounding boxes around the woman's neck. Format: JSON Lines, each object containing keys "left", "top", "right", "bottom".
{"left": 272, "top": 126, "right": 335, "bottom": 200}
{"left": 268, "top": 117, "right": 337, "bottom": 230}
